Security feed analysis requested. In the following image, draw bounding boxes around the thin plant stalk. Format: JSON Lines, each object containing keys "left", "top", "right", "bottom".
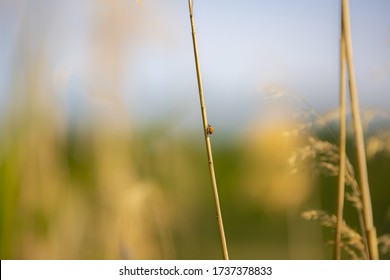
{"left": 187, "top": 0, "right": 229, "bottom": 260}
{"left": 341, "top": 0, "right": 378, "bottom": 260}
{"left": 339, "top": 11, "right": 368, "bottom": 255}
{"left": 334, "top": 17, "right": 347, "bottom": 260}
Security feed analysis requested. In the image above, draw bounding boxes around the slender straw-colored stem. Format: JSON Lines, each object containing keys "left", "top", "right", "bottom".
{"left": 334, "top": 16, "right": 347, "bottom": 260}
{"left": 187, "top": 0, "right": 229, "bottom": 260}
{"left": 339, "top": 7, "right": 368, "bottom": 256}
{"left": 341, "top": 0, "right": 378, "bottom": 260}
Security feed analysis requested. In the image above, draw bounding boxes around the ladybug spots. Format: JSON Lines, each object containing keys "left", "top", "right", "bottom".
{"left": 206, "top": 124, "right": 214, "bottom": 135}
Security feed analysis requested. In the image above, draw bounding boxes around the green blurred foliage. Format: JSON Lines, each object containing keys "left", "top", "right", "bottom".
{"left": 1, "top": 0, "right": 389, "bottom": 260}
{"left": 1, "top": 101, "right": 389, "bottom": 259}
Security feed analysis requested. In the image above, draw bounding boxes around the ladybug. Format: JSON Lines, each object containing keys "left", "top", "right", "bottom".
{"left": 206, "top": 124, "right": 214, "bottom": 135}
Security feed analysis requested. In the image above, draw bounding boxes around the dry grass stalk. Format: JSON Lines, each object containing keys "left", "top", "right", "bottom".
{"left": 187, "top": 0, "right": 229, "bottom": 260}
{"left": 302, "top": 210, "right": 368, "bottom": 259}
{"left": 289, "top": 135, "right": 368, "bottom": 254}
{"left": 335, "top": 15, "right": 347, "bottom": 259}
{"left": 342, "top": 0, "right": 378, "bottom": 259}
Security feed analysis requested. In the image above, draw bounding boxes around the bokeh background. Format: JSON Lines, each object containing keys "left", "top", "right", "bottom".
{"left": 0, "top": 0, "right": 389, "bottom": 259}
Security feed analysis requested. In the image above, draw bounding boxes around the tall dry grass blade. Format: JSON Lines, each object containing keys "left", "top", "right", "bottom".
{"left": 341, "top": 0, "right": 378, "bottom": 259}
{"left": 334, "top": 15, "right": 347, "bottom": 260}
{"left": 187, "top": 0, "right": 229, "bottom": 260}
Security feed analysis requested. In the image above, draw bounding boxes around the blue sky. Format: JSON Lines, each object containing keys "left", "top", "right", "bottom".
{"left": 1, "top": 0, "right": 390, "bottom": 132}
{"left": 129, "top": 0, "right": 390, "bottom": 131}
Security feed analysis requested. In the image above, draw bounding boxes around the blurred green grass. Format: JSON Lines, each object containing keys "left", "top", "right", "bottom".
{"left": 2, "top": 0, "right": 389, "bottom": 260}
{"left": 1, "top": 103, "right": 389, "bottom": 259}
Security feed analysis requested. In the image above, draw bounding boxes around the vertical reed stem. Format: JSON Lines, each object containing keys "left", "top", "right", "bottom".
{"left": 334, "top": 11, "right": 347, "bottom": 259}
{"left": 187, "top": 0, "right": 229, "bottom": 260}
{"left": 341, "top": 0, "right": 378, "bottom": 260}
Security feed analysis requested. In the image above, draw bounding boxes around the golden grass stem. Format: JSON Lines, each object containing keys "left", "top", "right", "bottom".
{"left": 334, "top": 16, "right": 347, "bottom": 260}
{"left": 187, "top": 0, "right": 229, "bottom": 260}
{"left": 341, "top": 0, "right": 378, "bottom": 260}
